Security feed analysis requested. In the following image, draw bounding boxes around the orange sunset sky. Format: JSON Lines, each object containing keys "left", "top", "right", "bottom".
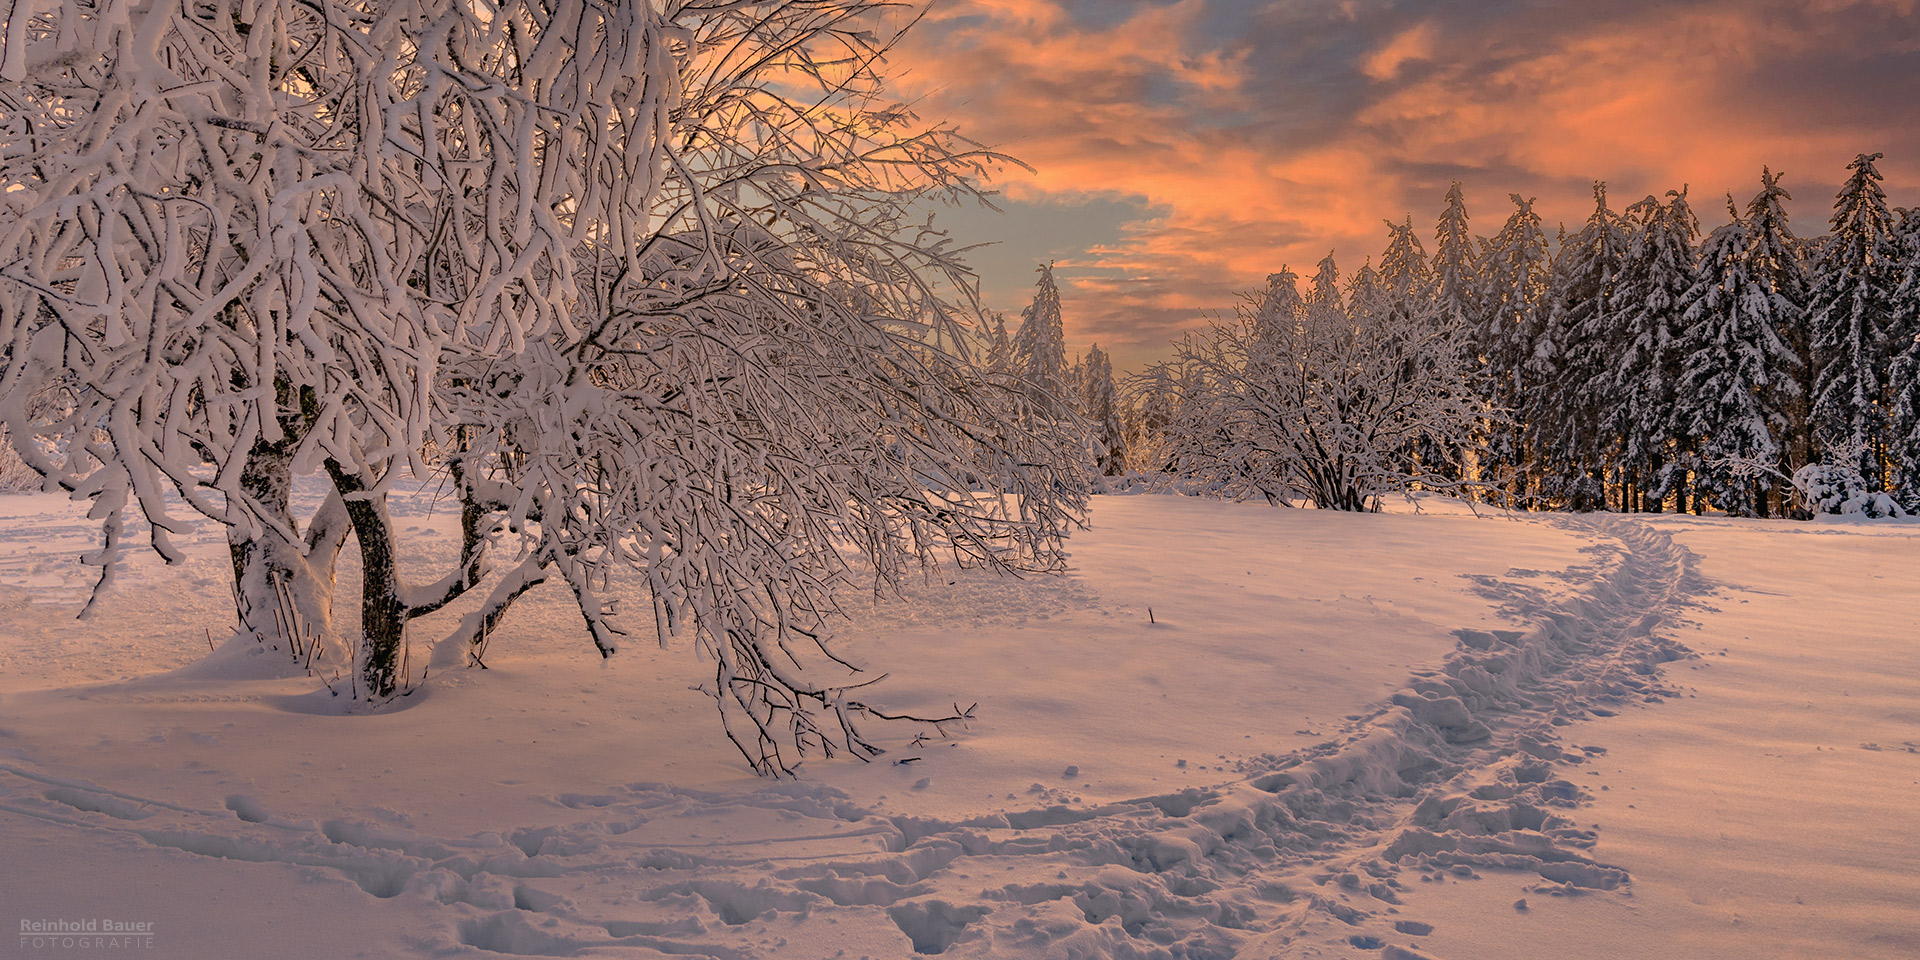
{"left": 884, "top": 0, "right": 1920, "bottom": 374}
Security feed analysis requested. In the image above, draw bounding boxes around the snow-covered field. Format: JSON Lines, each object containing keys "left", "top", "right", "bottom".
{"left": 0, "top": 491, "right": 1915, "bottom": 959}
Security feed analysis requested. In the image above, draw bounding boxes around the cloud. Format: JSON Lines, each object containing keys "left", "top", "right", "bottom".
{"left": 1361, "top": 21, "right": 1436, "bottom": 80}
{"left": 893, "top": 0, "right": 1920, "bottom": 372}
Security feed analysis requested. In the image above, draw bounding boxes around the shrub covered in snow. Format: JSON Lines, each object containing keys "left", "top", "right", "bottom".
{"left": 1129, "top": 263, "right": 1484, "bottom": 511}
{"left": 1791, "top": 463, "right": 1907, "bottom": 518}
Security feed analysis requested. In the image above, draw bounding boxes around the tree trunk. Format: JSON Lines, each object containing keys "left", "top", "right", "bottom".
{"left": 324, "top": 460, "right": 409, "bottom": 699}
{"left": 229, "top": 443, "right": 350, "bottom": 666}
{"left": 225, "top": 422, "right": 534, "bottom": 702}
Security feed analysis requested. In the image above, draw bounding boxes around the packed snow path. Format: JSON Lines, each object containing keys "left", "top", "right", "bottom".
{"left": 0, "top": 513, "right": 1707, "bottom": 958}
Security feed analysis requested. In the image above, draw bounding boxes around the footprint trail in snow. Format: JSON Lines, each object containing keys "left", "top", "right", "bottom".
{"left": 0, "top": 516, "right": 1706, "bottom": 959}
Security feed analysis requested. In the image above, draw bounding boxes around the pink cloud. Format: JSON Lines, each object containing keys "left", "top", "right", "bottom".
{"left": 1362, "top": 21, "right": 1438, "bottom": 81}
{"left": 895, "top": 0, "right": 1920, "bottom": 372}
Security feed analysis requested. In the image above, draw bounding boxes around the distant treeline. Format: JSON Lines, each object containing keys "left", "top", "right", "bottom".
{"left": 1099, "top": 153, "right": 1920, "bottom": 517}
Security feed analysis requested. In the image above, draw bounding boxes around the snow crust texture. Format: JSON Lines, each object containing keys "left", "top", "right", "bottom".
{"left": 0, "top": 516, "right": 1706, "bottom": 958}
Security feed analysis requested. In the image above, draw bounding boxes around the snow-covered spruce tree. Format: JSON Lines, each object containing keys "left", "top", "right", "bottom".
{"left": 1250, "top": 266, "right": 1305, "bottom": 347}
{"left": 1346, "top": 258, "right": 1388, "bottom": 326}
{"left": 1808, "top": 153, "right": 1901, "bottom": 490}
{"left": 1076, "top": 344, "right": 1126, "bottom": 477}
{"left": 1671, "top": 199, "right": 1801, "bottom": 517}
{"left": 1889, "top": 204, "right": 1920, "bottom": 505}
{"left": 0, "top": 0, "right": 1086, "bottom": 773}
{"left": 1742, "top": 168, "right": 1815, "bottom": 496}
{"left": 981, "top": 310, "right": 1016, "bottom": 377}
{"left": 1474, "top": 194, "right": 1553, "bottom": 503}
{"left": 1307, "top": 252, "right": 1342, "bottom": 318}
{"left": 1380, "top": 216, "right": 1435, "bottom": 306}
{"left": 1434, "top": 183, "right": 1482, "bottom": 335}
{"left": 1013, "top": 263, "right": 1070, "bottom": 403}
{"left": 1535, "top": 183, "right": 1628, "bottom": 510}
{"left": 1608, "top": 188, "right": 1700, "bottom": 511}
{"left": 1378, "top": 216, "right": 1455, "bottom": 483}
{"left": 1432, "top": 182, "right": 1488, "bottom": 493}
{"left": 1132, "top": 259, "right": 1483, "bottom": 510}
{"left": 1223, "top": 266, "right": 1304, "bottom": 478}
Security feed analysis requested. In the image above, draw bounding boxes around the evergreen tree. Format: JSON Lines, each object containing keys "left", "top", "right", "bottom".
{"left": 1433, "top": 182, "right": 1482, "bottom": 334}
{"left": 1251, "top": 267, "right": 1305, "bottom": 346}
{"left": 1743, "top": 168, "right": 1814, "bottom": 493}
{"left": 1478, "top": 195, "right": 1553, "bottom": 394}
{"left": 1526, "top": 185, "right": 1627, "bottom": 509}
{"left": 1381, "top": 216, "right": 1435, "bottom": 305}
{"left": 1380, "top": 216, "right": 1453, "bottom": 481}
{"left": 1886, "top": 204, "right": 1920, "bottom": 504}
{"left": 1347, "top": 258, "right": 1389, "bottom": 325}
{"left": 982, "top": 310, "right": 1015, "bottom": 375}
{"left": 1808, "top": 153, "right": 1900, "bottom": 488}
{"left": 1434, "top": 184, "right": 1491, "bottom": 495}
{"left": 1610, "top": 188, "right": 1700, "bottom": 511}
{"left": 1077, "top": 345, "right": 1127, "bottom": 476}
{"left": 1309, "top": 252, "right": 1343, "bottom": 316}
{"left": 1672, "top": 198, "right": 1801, "bottom": 517}
{"left": 1014, "top": 263, "right": 1070, "bottom": 401}
{"left": 1475, "top": 194, "right": 1553, "bottom": 501}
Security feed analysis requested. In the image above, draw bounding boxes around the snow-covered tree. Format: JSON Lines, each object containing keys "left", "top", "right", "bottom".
{"left": 1250, "top": 267, "right": 1305, "bottom": 347}
{"left": 1723, "top": 442, "right": 1904, "bottom": 518}
{"left": 1380, "top": 216, "right": 1435, "bottom": 307}
{"left": 1477, "top": 194, "right": 1552, "bottom": 392}
{"left": 1535, "top": 183, "right": 1628, "bottom": 510}
{"left": 1308, "top": 252, "right": 1343, "bottom": 316}
{"left": 981, "top": 310, "right": 1016, "bottom": 376}
{"left": 1742, "top": 168, "right": 1815, "bottom": 488}
{"left": 1433, "top": 183, "right": 1482, "bottom": 334}
{"left": 1888, "top": 204, "right": 1920, "bottom": 505}
{"left": 1346, "top": 258, "right": 1389, "bottom": 326}
{"left": 1013, "top": 263, "right": 1069, "bottom": 402}
{"left": 1376, "top": 216, "right": 1453, "bottom": 481}
{"left": 1132, "top": 267, "right": 1483, "bottom": 510}
{"left": 1809, "top": 153, "right": 1901, "bottom": 489}
{"left": 1609, "top": 188, "right": 1700, "bottom": 511}
{"left": 0, "top": 0, "right": 1086, "bottom": 774}
{"left": 1475, "top": 194, "right": 1553, "bottom": 500}
{"left": 1122, "top": 371, "right": 1179, "bottom": 476}
{"left": 1433, "top": 185, "right": 1490, "bottom": 494}
{"left": 1792, "top": 458, "right": 1905, "bottom": 517}
{"left": 1672, "top": 199, "right": 1801, "bottom": 517}
{"left": 1076, "top": 345, "right": 1126, "bottom": 476}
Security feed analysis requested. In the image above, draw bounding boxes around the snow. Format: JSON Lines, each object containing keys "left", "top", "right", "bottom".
{"left": 2, "top": 491, "right": 1916, "bottom": 958}
{"left": 1411, "top": 513, "right": 1920, "bottom": 959}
